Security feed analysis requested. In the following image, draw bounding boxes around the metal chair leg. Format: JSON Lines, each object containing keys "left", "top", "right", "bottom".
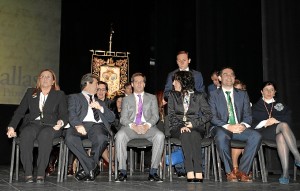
{"left": 9, "top": 138, "right": 16, "bottom": 183}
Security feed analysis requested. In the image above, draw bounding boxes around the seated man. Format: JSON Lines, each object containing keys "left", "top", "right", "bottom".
{"left": 208, "top": 67, "right": 262, "bottom": 183}
{"left": 115, "top": 72, "right": 165, "bottom": 182}
{"left": 66, "top": 73, "right": 115, "bottom": 182}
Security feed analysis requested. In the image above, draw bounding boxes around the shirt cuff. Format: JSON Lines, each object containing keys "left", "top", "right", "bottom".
{"left": 223, "top": 124, "right": 229, "bottom": 129}
{"left": 241, "top": 122, "right": 250, "bottom": 128}
{"left": 255, "top": 120, "right": 267, "bottom": 129}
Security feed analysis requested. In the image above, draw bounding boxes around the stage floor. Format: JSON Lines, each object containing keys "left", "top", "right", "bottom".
{"left": 1, "top": 165, "right": 300, "bottom": 191}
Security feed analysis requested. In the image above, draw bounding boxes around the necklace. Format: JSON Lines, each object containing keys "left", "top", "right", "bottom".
{"left": 263, "top": 99, "right": 274, "bottom": 118}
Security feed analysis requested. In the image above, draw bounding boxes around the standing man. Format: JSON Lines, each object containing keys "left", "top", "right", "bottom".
{"left": 66, "top": 73, "right": 115, "bottom": 182}
{"left": 164, "top": 50, "right": 206, "bottom": 100}
{"left": 164, "top": 50, "right": 206, "bottom": 177}
{"left": 208, "top": 67, "right": 262, "bottom": 182}
{"left": 115, "top": 72, "right": 165, "bottom": 182}
{"left": 207, "top": 70, "right": 221, "bottom": 96}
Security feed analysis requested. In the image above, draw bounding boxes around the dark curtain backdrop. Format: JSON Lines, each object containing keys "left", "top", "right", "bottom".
{"left": 261, "top": 0, "right": 300, "bottom": 173}
{"left": 262, "top": 0, "right": 300, "bottom": 138}
{"left": 0, "top": 0, "right": 299, "bottom": 165}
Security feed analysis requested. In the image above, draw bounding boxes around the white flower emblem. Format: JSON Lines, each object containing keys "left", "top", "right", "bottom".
{"left": 274, "top": 103, "right": 284, "bottom": 111}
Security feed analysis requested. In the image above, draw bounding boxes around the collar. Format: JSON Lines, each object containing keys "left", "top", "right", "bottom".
{"left": 262, "top": 97, "right": 275, "bottom": 104}
{"left": 222, "top": 87, "right": 234, "bottom": 94}
{"left": 134, "top": 92, "right": 144, "bottom": 97}
{"left": 179, "top": 67, "right": 189, "bottom": 71}
{"left": 82, "top": 91, "right": 94, "bottom": 98}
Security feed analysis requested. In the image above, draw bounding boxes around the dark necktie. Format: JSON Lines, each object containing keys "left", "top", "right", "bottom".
{"left": 225, "top": 91, "right": 236, "bottom": 124}
{"left": 135, "top": 94, "right": 143, "bottom": 125}
{"left": 88, "top": 95, "right": 100, "bottom": 121}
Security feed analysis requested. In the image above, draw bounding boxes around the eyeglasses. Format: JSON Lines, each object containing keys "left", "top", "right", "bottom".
{"left": 97, "top": 88, "right": 107, "bottom": 92}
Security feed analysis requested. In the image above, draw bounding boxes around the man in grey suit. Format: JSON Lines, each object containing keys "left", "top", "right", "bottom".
{"left": 66, "top": 73, "right": 115, "bottom": 182}
{"left": 115, "top": 72, "right": 165, "bottom": 182}
{"left": 208, "top": 67, "right": 262, "bottom": 183}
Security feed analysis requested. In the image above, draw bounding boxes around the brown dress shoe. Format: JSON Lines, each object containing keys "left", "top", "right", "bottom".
{"left": 233, "top": 167, "right": 239, "bottom": 175}
{"left": 46, "top": 164, "right": 55, "bottom": 176}
{"left": 226, "top": 171, "right": 238, "bottom": 182}
{"left": 236, "top": 171, "right": 253, "bottom": 182}
{"left": 67, "top": 165, "right": 74, "bottom": 176}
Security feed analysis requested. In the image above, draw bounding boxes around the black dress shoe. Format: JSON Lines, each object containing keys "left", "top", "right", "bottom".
{"left": 75, "top": 169, "right": 87, "bottom": 181}
{"left": 36, "top": 177, "right": 45, "bottom": 184}
{"left": 148, "top": 173, "right": 163, "bottom": 182}
{"left": 83, "top": 174, "right": 95, "bottom": 182}
{"left": 115, "top": 172, "right": 127, "bottom": 182}
{"left": 193, "top": 178, "right": 203, "bottom": 183}
{"left": 88, "top": 165, "right": 100, "bottom": 181}
{"left": 177, "top": 172, "right": 186, "bottom": 178}
{"left": 25, "top": 176, "right": 33, "bottom": 183}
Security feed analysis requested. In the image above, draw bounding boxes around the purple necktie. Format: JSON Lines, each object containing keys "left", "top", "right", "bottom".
{"left": 135, "top": 94, "right": 143, "bottom": 125}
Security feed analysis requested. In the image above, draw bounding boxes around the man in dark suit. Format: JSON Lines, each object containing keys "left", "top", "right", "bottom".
{"left": 208, "top": 67, "right": 262, "bottom": 182}
{"left": 207, "top": 70, "right": 221, "bottom": 96}
{"left": 115, "top": 72, "right": 165, "bottom": 182}
{"left": 66, "top": 73, "right": 115, "bottom": 182}
{"left": 164, "top": 50, "right": 205, "bottom": 100}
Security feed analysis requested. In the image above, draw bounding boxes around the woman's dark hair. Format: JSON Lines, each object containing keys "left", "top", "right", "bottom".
{"left": 261, "top": 81, "right": 277, "bottom": 91}
{"left": 111, "top": 94, "right": 125, "bottom": 118}
{"left": 172, "top": 71, "right": 195, "bottom": 94}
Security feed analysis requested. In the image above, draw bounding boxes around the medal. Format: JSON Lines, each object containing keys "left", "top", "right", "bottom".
{"left": 183, "top": 115, "right": 187, "bottom": 122}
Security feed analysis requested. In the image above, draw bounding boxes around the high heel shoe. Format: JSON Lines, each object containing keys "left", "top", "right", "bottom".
{"left": 279, "top": 176, "right": 289, "bottom": 184}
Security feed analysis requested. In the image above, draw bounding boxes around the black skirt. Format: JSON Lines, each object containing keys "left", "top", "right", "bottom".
{"left": 256, "top": 124, "right": 277, "bottom": 141}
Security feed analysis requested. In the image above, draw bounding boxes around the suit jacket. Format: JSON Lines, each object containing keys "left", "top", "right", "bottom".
{"left": 164, "top": 69, "right": 205, "bottom": 100}
{"left": 208, "top": 88, "right": 252, "bottom": 127}
{"left": 68, "top": 93, "right": 115, "bottom": 134}
{"left": 168, "top": 91, "right": 212, "bottom": 133}
{"left": 207, "top": 83, "right": 218, "bottom": 94}
{"left": 120, "top": 92, "right": 159, "bottom": 128}
{"left": 251, "top": 98, "right": 291, "bottom": 128}
{"left": 8, "top": 88, "right": 68, "bottom": 129}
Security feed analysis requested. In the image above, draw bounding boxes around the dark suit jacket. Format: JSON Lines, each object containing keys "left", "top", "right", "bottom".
{"left": 8, "top": 88, "right": 68, "bottom": 129}
{"left": 208, "top": 88, "right": 252, "bottom": 127}
{"left": 168, "top": 91, "right": 212, "bottom": 133}
{"left": 164, "top": 69, "right": 205, "bottom": 100}
{"left": 120, "top": 92, "right": 159, "bottom": 128}
{"left": 207, "top": 83, "right": 218, "bottom": 95}
{"left": 68, "top": 93, "right": 115, "bottom": 134}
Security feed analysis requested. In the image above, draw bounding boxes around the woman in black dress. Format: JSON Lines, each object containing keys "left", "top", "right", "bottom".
{"left": 252, "top": 81, "right": 300, "bottom": 184}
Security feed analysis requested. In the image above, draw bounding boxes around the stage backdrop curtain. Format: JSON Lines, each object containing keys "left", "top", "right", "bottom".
{"left": 261, "top": 0, "right": 300, "bottom": 139}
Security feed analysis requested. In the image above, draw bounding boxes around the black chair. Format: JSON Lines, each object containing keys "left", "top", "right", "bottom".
{"left": 215, "top": 140, "right": 267, "bottom": 182}
{"left": 62, "top": 135, "right": 114, "bottom": 181}
{"left": 262, "top": 139, "right": 300, "bottom": 181}
{"left": 9, "top": 136, "right": 65, "bottom": 183}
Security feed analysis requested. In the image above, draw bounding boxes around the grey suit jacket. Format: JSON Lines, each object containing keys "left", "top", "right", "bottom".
{"left": 120, "top": 93, "right": 159, "bottom": 128}
{"left": 68, "top": 93, "right": 115, "bottom": 134}
{"left": 208, "top": 88, "right": 252, "bottom": 127}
